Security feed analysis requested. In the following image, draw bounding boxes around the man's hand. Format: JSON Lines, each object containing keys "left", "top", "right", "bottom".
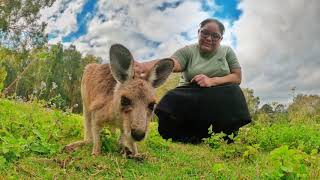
{"left": 191, "top": 74, "right": 220, "bottom": 87}
{"left": 134, "top": 61, "right": 147, "bottom": 78}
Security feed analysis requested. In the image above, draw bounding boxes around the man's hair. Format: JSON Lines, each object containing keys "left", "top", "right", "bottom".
{"left": 200, "top": 18, "right": 225, "bottom": 35}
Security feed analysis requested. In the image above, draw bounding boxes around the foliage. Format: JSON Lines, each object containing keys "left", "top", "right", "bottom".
{"left": 47, "top": 94, "right": 67, "bottom": 110}
{"left": 239, "top": 122, "right": 320, "bottom": 153}
{"left": 242, "top": 144, "right": 260, "bottom": 162}
{"left": 0, "top": 99, "right": 82, "bottom": 166}
{"left": 145, "top": 119, "right": 171, "bottom": 152}
{"left": 203, "top": 125, "right": 227, "bottom": 149}
{"left": 288, "top": 94, "right": 320, "bottom": 123}
{"left": 259, "top": 103, "right": 274, "bottom": 114}
{"left": 155, "top": 73, "right": 180, "bottom": 102}
{"left": 0, "top": 0, "right": 56, "bottom": 49}
{"left": 263, "top": 145, "right": 312, "bottom": 179}
{"left": 274, "top": 103, "right": 285, "bottom": 113}
{"left": 0, "top": 66, "right": 7, "bottom": 92}
{"left": 242, "top": 88, "right": 260, "bottom": 115}
{"left": 1, "top": 44, "right": 101, "bottom": 112}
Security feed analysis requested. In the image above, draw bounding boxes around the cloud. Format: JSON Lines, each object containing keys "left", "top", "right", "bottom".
{"left": 39, "top": 0, "right": 86, "bottom": 43}
{"left": 234, "top": 0, "right": 320, "bottom": 104}
{"left": 71, "top": 0, "right": 213, "bottom": 61}
{"left": 41, "top": 0, "right": 237, "bottom": 61}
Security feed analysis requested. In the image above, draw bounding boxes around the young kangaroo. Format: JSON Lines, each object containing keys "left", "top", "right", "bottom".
{"left": 65, "top": 44, "right": 174, "bottom": 157}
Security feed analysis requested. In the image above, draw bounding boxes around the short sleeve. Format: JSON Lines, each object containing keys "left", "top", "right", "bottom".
{"left": 226, "top": 47, "right": 241, "bottom": 69}
{"left": 171, "top": 46, "right": 192, "bottom": 71}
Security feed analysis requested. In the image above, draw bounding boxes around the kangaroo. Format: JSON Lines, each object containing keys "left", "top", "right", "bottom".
{"left": 64, "top": 44, "right": 174, "bottom": 157}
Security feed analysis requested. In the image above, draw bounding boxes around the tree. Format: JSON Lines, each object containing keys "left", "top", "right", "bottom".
{"left": 288, "top": 94, "right": 320, "bottom": 122}
{"left": 0, "top": 66, "right": 7, "bottom": 93}
{"left": 260, "top": 104, "right": 273, "bottom": 114}
{"left": 1, "top": 46, "right": 45, "bottom": 95}
{"left": 0, "top": 0, "right": 56, "bottom": 49}
{"left": 1, "top": 43, "right": 102, "bottom": 112}
{"left": 1, "top": 0, "right": 56, "bottom": 95}
{"left": 242, "top": 88, "right": 260, "bottom": 115}
{"left": 274, "top": 104, "right": 285, "bottom": 113}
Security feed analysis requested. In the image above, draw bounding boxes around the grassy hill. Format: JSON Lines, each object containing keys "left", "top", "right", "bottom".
{"left": 1, "top": 75, "right": 320, "bottom": 179}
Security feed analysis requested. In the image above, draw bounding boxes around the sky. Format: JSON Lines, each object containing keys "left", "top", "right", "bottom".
{"left": 39, "top": 0, "right": 320, "bottom": 105}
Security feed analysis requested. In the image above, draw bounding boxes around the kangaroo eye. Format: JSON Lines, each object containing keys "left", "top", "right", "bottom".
{"left": 148, "top": 102, "right": 156, "bottom": 111}
{"left": 121, "top": 96, "right": 132, "bottom": 107}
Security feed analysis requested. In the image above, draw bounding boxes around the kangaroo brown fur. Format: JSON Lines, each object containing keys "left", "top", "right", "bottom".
{"left": 65, "top": 44, "right": 174, "bottom": 157}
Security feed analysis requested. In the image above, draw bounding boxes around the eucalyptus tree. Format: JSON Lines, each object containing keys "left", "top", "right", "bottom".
{"left": 0, "top": 0, "right": 56, "bottom": 49}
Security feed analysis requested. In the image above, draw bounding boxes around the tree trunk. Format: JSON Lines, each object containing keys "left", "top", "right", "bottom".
{"left": 3, "top": 59, "right": 35, "bottom": 95}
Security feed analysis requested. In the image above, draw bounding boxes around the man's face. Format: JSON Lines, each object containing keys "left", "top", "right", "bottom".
{"left": 198, "top": 22, "right": 222, "bottom": 53}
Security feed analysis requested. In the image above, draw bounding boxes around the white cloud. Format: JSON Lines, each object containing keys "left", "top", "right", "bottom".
{"left": 39, "top": 0, "right": 86, "bottom": 43}
{"left": 41, "top": 0, "right": 234, "bottom": 62}
{"left": 67, "top": 0, "right": 217, "bottom": 61}
{"left": 234, "top": 0, "right": 320, "bottom": 104}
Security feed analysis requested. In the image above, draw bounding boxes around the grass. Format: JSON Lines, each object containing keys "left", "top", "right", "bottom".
{"left": 155, "top": 73, "right": 180, "bottom": 102}
{"left": 0, "top": 97, "right": 320, "bottom": 179}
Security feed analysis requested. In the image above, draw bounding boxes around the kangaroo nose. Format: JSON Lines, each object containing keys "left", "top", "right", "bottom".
{"left": 131, "top": 129, "right": 145, "bottom": 141}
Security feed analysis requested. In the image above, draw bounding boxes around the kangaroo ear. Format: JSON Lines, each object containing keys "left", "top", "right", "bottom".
{"left": 148, "top": 58, "right": 174, "bottom": 88}
{"left": 109, "top": 44, "right": 134, "bottom": 83}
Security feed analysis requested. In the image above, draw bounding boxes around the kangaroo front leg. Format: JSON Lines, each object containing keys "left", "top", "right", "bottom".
{"left": 127, "top": 141, "right": 144, "bottom": 160}
{"left": 83, "top": 110, "right": 93, "bottom": 142}
{"left": 64, "top": 140, "right": 91, "bottom": 152}
{"left": 119, "top": 132, "right": 132, "bottom": 156}
{"left": 118, "top": 132, "right": 126, "bottom": 149}
{"left": 129, "top": 141, "right": 138, "bottom": 156}
{"left": 91, "top": 123, "right": 102, "bottom": 156}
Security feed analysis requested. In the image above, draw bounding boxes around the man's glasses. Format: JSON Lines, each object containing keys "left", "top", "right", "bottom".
{"left": 199, "top": 29, "right": 222, "bottom": 41}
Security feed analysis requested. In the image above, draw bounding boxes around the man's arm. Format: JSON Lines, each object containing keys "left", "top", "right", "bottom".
{"left": 134, "top": 58, "right": 183, "bottom": 77}
{"left": 212, "top": 68, "right": 242, "bottom": 85}
{"left": 191, "top": 68, "right": 242, "bottom": 87}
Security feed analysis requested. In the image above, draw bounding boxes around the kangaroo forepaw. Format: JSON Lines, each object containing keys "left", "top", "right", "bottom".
{"left": 64, "top": 144, "right": 77, "bottom": 153}
{"left": 127, "top": 153, "right": 145, "bottom": 161}
{"left": 91, "top": 148, "right": 101, "bottom": 156}
{"left": 120, "top": 146, "right": 133, "bottom": 157}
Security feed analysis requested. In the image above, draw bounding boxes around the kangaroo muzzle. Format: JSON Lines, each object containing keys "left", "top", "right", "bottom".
{"left": 131, "top": 129, "right": 145, "bottom": 141}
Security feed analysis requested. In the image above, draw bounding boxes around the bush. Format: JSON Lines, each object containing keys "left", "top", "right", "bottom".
{"left": 263, "top": 145, "right": 319, "bottom": 179}
{"left": 288, "top": 94, "right": 320, "bottom": 123}
{"left": 238, "top": 123, "right": 320, "bottom": 153}
{"left": 0, "top": 99, "right": 82, "bottom": 164}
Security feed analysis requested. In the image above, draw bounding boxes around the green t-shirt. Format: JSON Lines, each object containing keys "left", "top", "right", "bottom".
{"left": 171, "top": 44, "right": 241, "bottom": 86}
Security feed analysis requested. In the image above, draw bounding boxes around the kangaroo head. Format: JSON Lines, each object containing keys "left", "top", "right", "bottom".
{"left": 109, "top": 44, "right": 174, "bottom": 141}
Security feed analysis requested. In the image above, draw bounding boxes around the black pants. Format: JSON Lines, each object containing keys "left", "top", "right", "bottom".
{"left": 155, "top": 83, "right": 251, "bottom": 143}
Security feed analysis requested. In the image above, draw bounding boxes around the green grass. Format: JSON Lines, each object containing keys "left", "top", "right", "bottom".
{"left": 155, "top": 73, "right": 180, "bottom": 102}
{"left": 1, "top": 98, "right": 320, "bottom": 179}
